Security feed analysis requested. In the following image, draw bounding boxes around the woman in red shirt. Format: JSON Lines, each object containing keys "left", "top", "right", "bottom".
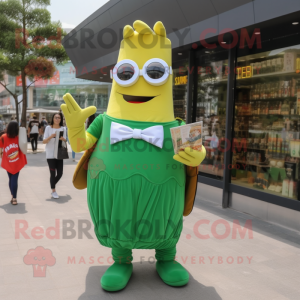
{"left": 0, "top": 121, "right": 27, "bottom": 205}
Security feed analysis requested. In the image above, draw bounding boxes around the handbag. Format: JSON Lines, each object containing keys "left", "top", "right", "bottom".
{"left": 54, "top": 128, "right": 69, "bottom": 160}
{"left": 18, "top": 127, "right": 27, "bottom": 155}
{"left": 57, "top": 140, "right": 69, "bottom": 160}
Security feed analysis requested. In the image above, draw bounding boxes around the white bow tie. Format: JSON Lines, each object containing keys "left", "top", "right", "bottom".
{"left": 110, "top": 121, "right": 164, "bottom": 148}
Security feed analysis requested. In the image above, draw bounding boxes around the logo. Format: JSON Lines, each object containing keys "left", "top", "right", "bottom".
{"left": 23, "top": 246, "right": 56, "bottom": 277}
{"left": 8, "top": 150, "right": 19, "bottom": 162}
{"left": 88, "top": 157, "right": 106, "bottom": 179}
{"left": 5, "top": 143, "right": 19, "bottom": 163}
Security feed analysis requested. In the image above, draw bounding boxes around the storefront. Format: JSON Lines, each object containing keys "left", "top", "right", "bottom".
{"left": 232, "top": 42, "right": 300, "bottom": 202}
{"left": 62, "top": 0, "right": 300, "bottom": 230}
{"left": 2, "top": 62, "right": 112, "bottom": 123}
{"left": 31, "top": 62, "right": 111, "bottom": 116}
{"left": 0, "top": 74, "right": 23, "bottom": 122}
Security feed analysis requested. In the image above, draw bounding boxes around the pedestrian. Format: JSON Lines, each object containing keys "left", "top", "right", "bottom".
{"left": 39, "top": 117, "right": 47, "bottom": 141}
{"left": 0, "top": 121, "right": 27, "bottom": 205}
{"left": 86, "top": 114, "right": 96, "bottom": 129}
{"left": 43, "top": 113, "right": 67, "bottom": 199}
{"left": 27, "top": 115, "right": 41, "bottom": 154}
{"left": 41, "top": 117, "right": 48, "bottom": 127}
{"left": 26, "top": 117, "right": 30, "bottom": 129}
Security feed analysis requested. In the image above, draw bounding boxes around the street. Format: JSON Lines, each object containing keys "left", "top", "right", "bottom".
{"left": 0, "top": 149, "right": 300, "bottom": 300}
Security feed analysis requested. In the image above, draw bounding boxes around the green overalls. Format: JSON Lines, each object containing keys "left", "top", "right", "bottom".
{"left": 87, "top": 113, "right": 185, "bottom": 262}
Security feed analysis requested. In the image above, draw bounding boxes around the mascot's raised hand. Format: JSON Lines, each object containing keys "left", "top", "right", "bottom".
{"left": 61, "top": 93, "right": 97, "bottom": 152}
{"left": 61, "top": 93, "right": 96, "bottom": 129}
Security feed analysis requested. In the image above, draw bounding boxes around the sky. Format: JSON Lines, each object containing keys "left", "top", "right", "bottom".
{"left": 48, "top": 0, "right": 110, "bottom": 29}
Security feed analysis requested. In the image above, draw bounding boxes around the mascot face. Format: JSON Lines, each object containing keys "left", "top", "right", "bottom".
{"left": 107, "top": 21, "right": 174, "bottom": 122}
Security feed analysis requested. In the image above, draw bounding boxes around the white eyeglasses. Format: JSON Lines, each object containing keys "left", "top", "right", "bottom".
{"left": 110, "top": 58, "right": 172, "bottom": 87}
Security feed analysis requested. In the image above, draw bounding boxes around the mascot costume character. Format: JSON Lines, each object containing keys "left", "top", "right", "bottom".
{"left": 61, "top": 20, "right": 206, "bottom": 291}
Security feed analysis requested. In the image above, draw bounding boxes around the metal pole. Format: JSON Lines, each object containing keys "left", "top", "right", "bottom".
{"left": 222, "top": 46, "right": 237, "bottom": 208}
{"left": 192, "top": 53, "right": 199, "bottom": 123}
{"left": 186, "top": 50, "right": 195, "bottom": 124}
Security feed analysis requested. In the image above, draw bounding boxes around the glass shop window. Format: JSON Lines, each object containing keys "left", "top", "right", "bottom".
{"left": 232, "top": 44, "right": 300, "bottom": 200}
{"left": 195, "top": 48, "right": 229, "bottom": 180}
{"left": 173, "top": 60, "right": 188, "bottom": 122}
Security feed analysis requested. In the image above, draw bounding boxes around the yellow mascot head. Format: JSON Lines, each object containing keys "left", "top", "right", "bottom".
{"left": 106, "top": 20, "right": 174, "bottom": 123}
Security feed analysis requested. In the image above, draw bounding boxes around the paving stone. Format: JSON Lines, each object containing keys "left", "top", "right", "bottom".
{"left": 1, "top": 152, "right": 300, "bottom": 299}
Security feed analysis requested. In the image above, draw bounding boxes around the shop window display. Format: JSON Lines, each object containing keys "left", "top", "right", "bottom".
{"left": 195, "top": 49, "right": 229, "bottom": 179}
{"left": 173, "top": 60, "right": 188, "bottom": 122}
{"left": 96, "top": 93, "right": 109, "bottom": 110}
{"left": 32, "top": 61, "right": 112, "bottom": 112}
{"left": 74, "top": 86, "right": 110, "bottom": 113}
{"left": 33, "top": 86, "right": 75, "bottom": 107}
{"left": 232, "top": 44, "right": 300, "bottom": 200}
{"left": 33, "top": 84, "right": 111, "bottom": 114}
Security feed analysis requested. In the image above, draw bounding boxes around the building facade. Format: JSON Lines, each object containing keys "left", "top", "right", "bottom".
{"left": 0, "top": 62, "right": 112, "bottom": 123}
{"left": 62, "top": 0, "right": 300, "bottom": 231}
{"left": 0, "top": 74, "right": 22, "bottom": 123}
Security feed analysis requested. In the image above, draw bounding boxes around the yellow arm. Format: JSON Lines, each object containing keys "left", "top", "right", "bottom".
{"left": 68, "top": 125, "right": 98, "bottom": 153}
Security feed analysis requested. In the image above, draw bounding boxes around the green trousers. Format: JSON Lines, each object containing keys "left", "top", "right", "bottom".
{"left": 112, "top": 247, "right": 176, "bottom": 264}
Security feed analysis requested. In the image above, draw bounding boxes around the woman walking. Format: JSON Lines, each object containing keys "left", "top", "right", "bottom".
{"left": 43, "top": 113, "right": 67, "bottom": 199}
{"left": 0, "top": 121, "right": 27, "bottom": 205}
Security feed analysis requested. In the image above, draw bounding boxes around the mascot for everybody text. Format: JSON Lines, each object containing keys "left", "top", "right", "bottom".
{"left": 62, "top": 20, "right": 206, "bottom": 291}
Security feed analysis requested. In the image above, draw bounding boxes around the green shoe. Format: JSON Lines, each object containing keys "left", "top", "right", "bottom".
{"left": 156, "top": 260, "right": 189, "bottom": 287}
{"left": 101, "top": 262, "right": 133, "bottom": 291}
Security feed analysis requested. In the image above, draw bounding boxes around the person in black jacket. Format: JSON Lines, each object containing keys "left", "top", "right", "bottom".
{"left": 27, "top": 115, "right": 41, "bottom": 154}
{"left": 86, "top": 114, "right": 96, "bottom": 129}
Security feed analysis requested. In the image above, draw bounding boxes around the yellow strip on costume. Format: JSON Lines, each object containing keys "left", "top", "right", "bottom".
{"left": 68, "top": 124, "right": 98, "bottom": 152}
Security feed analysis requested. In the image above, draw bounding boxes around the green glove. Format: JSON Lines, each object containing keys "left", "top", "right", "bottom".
{"left": 61, "top": 93, "right": 97, "bottom": 152}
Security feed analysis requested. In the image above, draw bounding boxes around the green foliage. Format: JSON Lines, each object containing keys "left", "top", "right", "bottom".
{"left": 0, "top": 0, "right": 70, "bottom": 125}
{"left": 0, "top": 0, "right": 69, "bottom": 74}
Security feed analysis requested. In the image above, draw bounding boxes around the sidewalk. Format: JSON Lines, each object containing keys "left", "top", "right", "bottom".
{"left": 0, "top": 153, "right": 300, "bottom": 300}
{"left": 26, "top": 142, "right": 46, "bottom": 154}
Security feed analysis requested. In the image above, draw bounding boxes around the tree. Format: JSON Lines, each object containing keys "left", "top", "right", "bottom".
{"left": 0, "top": 68, "right": 21, "bottom": 123}
{"left": 0, "top": 0, "right": 69, "bottom": 126}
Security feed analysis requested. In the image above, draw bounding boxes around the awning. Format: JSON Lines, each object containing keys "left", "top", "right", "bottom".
{"left": 27, "top": 108, "right": 59, "bottom": 113}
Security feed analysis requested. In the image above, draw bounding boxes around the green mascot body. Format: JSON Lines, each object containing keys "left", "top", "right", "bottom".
{"left": 62, "top": 20, "right": 206, "bottom": 291}
{"left": 87, "top": 113, "right": 185, "bottom": 250}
